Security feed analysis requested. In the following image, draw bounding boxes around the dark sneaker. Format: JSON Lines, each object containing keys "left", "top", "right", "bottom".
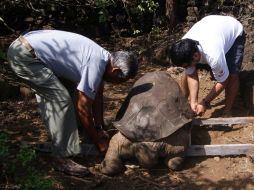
{"left": 53, "top": 157, "right": 90, "bottom": 177}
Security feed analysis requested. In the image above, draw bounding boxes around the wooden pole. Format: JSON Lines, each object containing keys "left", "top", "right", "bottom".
{"left": 192, "top": 117, "right": 254, "bottom": 126}
{"left": 186, "top": 144, "right": 254, "bottom": 156}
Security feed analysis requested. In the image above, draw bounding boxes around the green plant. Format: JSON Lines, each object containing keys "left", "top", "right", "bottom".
{"left": 16, "top": 144, "right": 36, "bottom": 166}
{"left": 150, "top": 26, "right": 161, "bottom": 35}
{"left": 136, "top": 0, "right": 159, "bottom": 13}
{"left": 15, "top": 145, "right": 55, "bottom": 189}
{"left": 0, "top": 133, "right": 9, "bottom": 157}
{"left": 121, "top": 0, "right": 160, "bottom": 35}
{"left": 0, "top": 49, "right": 6, "bottom": 60}
{"left": 0, "top": 133, "right": 55, "bottom": 189}
{"left": 95, "top": 0, "right": 115, "bottom": 23}
{"left": 0, "top": 133, "right": 9, "bottom": 181}
{"left": 23, "top": 170, "right": 55, "bottom": 190}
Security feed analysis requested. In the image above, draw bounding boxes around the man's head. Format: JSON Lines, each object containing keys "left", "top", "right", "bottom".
{"left": 169, "top": 38, "right": 200, "bottom": 68}
{"left": 104, "top": 51, "right": 138, "bottom": 83}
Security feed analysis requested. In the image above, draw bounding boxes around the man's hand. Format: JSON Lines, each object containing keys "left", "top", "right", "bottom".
{"left": 191, "top": 100, "right": 209, "bottom": 116}
{"left": 196, "top": 99, "right": 210, "bottom": 116}
{"left": 196, "top": 103, "right": 206, "bottom": 116}
{"left": 190, "top": 102, "right": 198, "bottom": 113}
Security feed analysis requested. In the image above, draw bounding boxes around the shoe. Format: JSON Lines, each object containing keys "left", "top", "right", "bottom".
{"left": 53, "top": 157, "right": 90, "bottom": 177}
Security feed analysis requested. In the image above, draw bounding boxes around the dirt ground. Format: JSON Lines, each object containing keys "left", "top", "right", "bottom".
{"left": 1, "top": 15, "right": 254, "bottom": 190}
{"left": 2, "top": 55, "right": 254, "bottom": 190}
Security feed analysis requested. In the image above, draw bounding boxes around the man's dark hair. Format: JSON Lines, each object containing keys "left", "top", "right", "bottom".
{"left": 169, "top": 38, "right": 199, "bottom": 67}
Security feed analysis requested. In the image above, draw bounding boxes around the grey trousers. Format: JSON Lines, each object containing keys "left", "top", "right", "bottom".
{"left": 7, "top": 38, "right": 81, "bottom": 157}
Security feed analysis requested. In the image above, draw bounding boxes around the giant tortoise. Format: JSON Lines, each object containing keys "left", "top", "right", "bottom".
{"left": 100, "top": 71, "right": 194, "bottom": 175}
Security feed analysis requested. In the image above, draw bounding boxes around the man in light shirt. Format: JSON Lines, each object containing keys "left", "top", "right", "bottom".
{"left": 7, "top": 30, "right": 138, "bottom": 176}
{"left": 170, "top": 15, "right": 246, "bottom": 116}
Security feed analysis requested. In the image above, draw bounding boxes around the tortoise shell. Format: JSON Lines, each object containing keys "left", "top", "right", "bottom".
{"left": 113, "top": 71, "right": 194, "bottom": 141}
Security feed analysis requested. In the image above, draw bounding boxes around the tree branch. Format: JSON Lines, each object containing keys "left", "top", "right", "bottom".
{"left": 0, "top": 17, "right": 16, "bottom": 33}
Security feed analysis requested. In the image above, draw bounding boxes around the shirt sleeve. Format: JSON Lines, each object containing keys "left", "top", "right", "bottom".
{"left": 185, "top": 66, "right": 196, "bottom": 75}
{"left": 77, "top": 60, "right": 105, "bottom": 100}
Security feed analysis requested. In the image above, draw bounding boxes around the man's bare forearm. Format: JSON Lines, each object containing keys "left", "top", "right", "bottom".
{"left": 77, "top": 91, "right": 99, "bottom": 141}
{"left": 204, "top": 80, "right": 228, "bottom": 103}
{"left": 187, "top": 71, "right": 199, "bottom": 111}
{"left": 77, "top": 90, "right": 109, "bottom": 153}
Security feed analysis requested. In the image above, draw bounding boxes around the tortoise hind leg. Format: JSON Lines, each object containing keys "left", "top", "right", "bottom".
{"left": 164, "top": 156, "right": 185, "bottom": 170}
{"left": 163, "top": 144, "right": 186, "bottom": 170}
{"left": 162, "top": 127, "right": 189, "bottom": 170}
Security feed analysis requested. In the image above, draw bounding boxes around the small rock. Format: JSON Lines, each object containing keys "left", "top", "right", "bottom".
{"left": 125, "top": 163, "right": 140, "bottom": 169}
{"left": 214, "top": 156, "right": 220, "bottom": 161}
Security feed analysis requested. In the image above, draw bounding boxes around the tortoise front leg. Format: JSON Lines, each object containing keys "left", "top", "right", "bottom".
{"left": 100, "top": 132, "right": 124, "bottom": 175}
{"left": 100, "top": 132, "right": 133, "bottom": 175}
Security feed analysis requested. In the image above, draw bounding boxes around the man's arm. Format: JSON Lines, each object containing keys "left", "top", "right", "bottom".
{"left": 77, "top": 90, "right": 109, "bottom": 153}
{"left": 92, "top": 83, "right": 104, "bottom": 127}
{"left": 205, "top": 79, "right": 228, "bottom": 103}
{"left": 187, "top": 70, "right": 199, "bottom": 113}
{"left": 196, "top": 78, "right": 229, "bottom": 115}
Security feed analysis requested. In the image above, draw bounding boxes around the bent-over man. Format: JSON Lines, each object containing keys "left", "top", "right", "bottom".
{"left": 7, "top": 30, "right": 138, "bottom": 176}
{"left": 170, "top": 15, "right": 245, "bottom": 116}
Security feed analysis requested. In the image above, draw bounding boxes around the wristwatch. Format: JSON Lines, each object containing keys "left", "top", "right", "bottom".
{"left": 202, "top": 99, "right": 210, "bottom": 109}
{"left": 95, "top": 124, "right": 104, "bottom": 130}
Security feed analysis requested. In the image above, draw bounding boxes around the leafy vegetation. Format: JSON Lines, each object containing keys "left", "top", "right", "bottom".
{"left": 0, "top": 49, "right": 6, "bottom": 61}
{"left": 0, "top": 0, "right": 165, "bottom": 36}
{"left": 0, "top": 133, "right": 55, "bottom": 190}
